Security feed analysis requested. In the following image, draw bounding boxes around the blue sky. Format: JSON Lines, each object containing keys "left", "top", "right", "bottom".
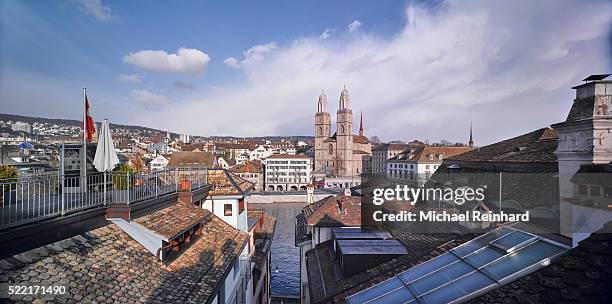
{"left": 1, "top": 0, "right": 611, "bottom": 144}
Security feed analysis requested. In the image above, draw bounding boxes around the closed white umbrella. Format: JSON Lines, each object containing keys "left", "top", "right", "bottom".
{"left": 93, "top": 119, "right": 119, "bottom": 204}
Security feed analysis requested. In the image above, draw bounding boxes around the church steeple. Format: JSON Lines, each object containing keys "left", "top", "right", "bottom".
{"left": 317, "top": 90, "right": 328, "bottom": 113}
{"left": 468, "top": 121, "right": 474, "bottom": 148}
{"left": 359, "top": 110, "right": 364, "bottom": 136}
{"left": 339, "top": 85, "right": 350, "bottom": 111}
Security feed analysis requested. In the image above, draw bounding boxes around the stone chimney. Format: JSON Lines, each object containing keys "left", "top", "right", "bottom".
{"left": 553, "top": 75, "right": 612, "bottom": 243}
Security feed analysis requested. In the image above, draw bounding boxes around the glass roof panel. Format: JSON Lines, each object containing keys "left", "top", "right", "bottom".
{"left": 399, "top": 253, "right": 460, "bottom": 284}
{"left": 419, "top": 270, "right": 497, "bottom": 304}
{"left": 365, "top": 286, "right": 416, "bottom": 304}
{"left": 409, "top": 261, "right": 475, "bottom": 296}
{"left": 464, "top": 246, "right": 505, "bottom": 269}
{"left": 483, "top": 240, "right": 567, "bottom": 282}
{"left": 347, "top": 277, "right": 405, "bottom": 304}
{"left": 489, "top": 231, "right": 538, "bottom": 253}
{"left": 451, "top": 227, "right": 513, "bottom": 258}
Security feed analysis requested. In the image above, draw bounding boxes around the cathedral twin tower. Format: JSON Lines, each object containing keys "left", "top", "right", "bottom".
{"left": 314, "top": 86, "right": 371, "bottom": 179}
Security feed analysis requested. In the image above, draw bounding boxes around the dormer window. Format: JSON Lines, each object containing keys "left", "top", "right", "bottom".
{"left": 224, "top": 204, "right": 233, "bottom": 216}
{"left": 438, "top": 154, "right": 443, "bottom": 160}
{"left": 427, "top": 154, "right": 433, "bottom": 160}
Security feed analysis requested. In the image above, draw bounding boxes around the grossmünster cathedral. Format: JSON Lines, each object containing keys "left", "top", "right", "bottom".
{"left": 314, "top": 86, "right": 372, "bottom": 179}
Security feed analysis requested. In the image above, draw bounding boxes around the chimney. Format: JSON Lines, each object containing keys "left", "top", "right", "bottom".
{"left": 344, "top": 188, "right": 351, "bottom": 196}
{"left": 307, "top": 184, "right": 314, "bottom": 205}
{"left": 553, "top": 74, "right": 612, "bottom": 245}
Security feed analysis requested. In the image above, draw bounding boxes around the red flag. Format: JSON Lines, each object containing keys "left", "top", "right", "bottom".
{"left": 84, "top": 95, "right": 95, "bottom": 142}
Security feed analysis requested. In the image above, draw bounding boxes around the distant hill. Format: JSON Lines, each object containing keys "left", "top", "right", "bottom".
{"left": 0, "top": 113, "right": 164, "bottom": 133}
{"left": 0, "top": 113, "right": 314, "bottom": 142}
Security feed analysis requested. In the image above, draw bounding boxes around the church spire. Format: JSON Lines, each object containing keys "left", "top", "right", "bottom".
{"left": 359, "top": 110, "right": 364, "bottom": 136}
{"left": 468, "top": 121, "right": 474, "bottom": 147}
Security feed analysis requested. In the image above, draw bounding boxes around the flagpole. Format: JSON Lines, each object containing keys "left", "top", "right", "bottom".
{"left": 82, "top": 87, "right": 87, "bottom": 195}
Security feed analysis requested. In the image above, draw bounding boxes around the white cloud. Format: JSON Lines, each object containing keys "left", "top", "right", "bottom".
{"left": 123, "top": 48, "right": 210, "bottom": 75}
{"left": 139, "top": 0, "right": 611, "bottom": 144}
{"left": 347, "top": 20, "right": 362, "bottom": 32}
{"left": 131, "top": 89, "right": 167, "bottom": 111}
{"left": 70, "top": 0, "right": 113, "bottom": 22}
{"left": 319, "top": 28, "right": 334, "bottom": 40}
{"left": 117, "top": 74, "right": 142, "bottom": 84}
{"left": 172, "top": 80, "right": 194, "bottom": 90}
{"left": 224, "top": 42, "right": 277, "bottom": 69}
{"left": 223, "top": 57, "right": 241, "bottom": 69}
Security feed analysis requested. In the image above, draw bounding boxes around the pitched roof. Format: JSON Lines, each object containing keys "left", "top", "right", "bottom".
{"left": 372, "top": 143, "right": 411, "bottom": 152}
{"left": 247, "top": 210, "right": 277, "bottom": 270}
{"left": 229, "top": 160, "right": 263, "bottom": 173}
{"left": 389, "top": 146, "right": 473, "bottom": 163}
{"left": 305, "top": 202, "right": 470, "bottom": 303}
{"left": 0, "top": 208, "right": 249, "bottom": 303}
{"left": 305, "top": 195, "right": 361, "bottom": 227}
{"left": 167, "top": 151, "right": 216, "bottom": 168}
{"left": 352, "top": 135, "right": 370, "bottom": 144}
{"left": 448, "top": 127, "right": 559, "bottom": 163}
{"left": 207, "top": 169, "right": 254, "bottom": 196}
{"left": 135, "top": 203, "right": 209, "bottom": 240}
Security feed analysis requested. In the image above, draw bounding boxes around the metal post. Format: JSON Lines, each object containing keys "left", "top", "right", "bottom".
{"left": 127, "top": 172, "right": 131, "bottom": 204}
{"left": 103, "top": 172, "right": 107, "bottom": 205}
{"left": 155, "top": 171, "right": 158, "bottom": 198}
{"left": 60, "top": 144, "right": 65, "bottom": 215}
{"left": 499, "top": 171, "right": 502, "bottom": 210}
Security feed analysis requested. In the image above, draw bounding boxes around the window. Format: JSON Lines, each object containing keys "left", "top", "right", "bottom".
{"left": 328, "top": 144, "right": 333, "bottom": 155}
{"left": 224, "top": 204, "right": 233, "bottom": 216}
{"left": 578, "top": 184, "right": 588, "bottom": 195}
{"left": 605, "top": 186, "right": 612, "bottom": 197}
{"left": 590, "top": 185, "right": 601, "bottom": 197}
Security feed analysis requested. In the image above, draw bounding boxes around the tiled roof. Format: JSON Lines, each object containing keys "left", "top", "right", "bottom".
{"left": 448, "top": 127, "right": 559, "bottom": 163}
{"left": 390, "top": 146, "right": 473, "bottom": 163}
{"left": 167, "top": 151, "right": 216, "bottom": 168}
{"left": 135, "top": 203, "right": 208, "bottom": 240}
{"left": 372, "top": 143, "right": 410, "bottom": 152}
{"left": 468, "top": 221, "right": 612, "bottom": 304}
{"left": 207, "top": 169, "right": 254, "bottom": 196}
{"left": 229, "top": 160, "right": 263, "bottom": 174}
{"left": 247, "top": 210, "right": 277, "bottom": 269}
{"left": 352, "top": 135, "right": 370, "bottom": 144}
{"left": 305, "top": 196, "right": 361, "bottom": 227}
{"left": 0, "top": 209, "right": 249, "bottom": 303}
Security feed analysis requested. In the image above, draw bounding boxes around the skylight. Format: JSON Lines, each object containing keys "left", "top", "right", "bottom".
{"left": 346, "top": 226, "right": 568, "bottom": 304}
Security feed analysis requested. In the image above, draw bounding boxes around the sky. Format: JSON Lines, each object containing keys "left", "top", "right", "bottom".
{"left": 1, "top": 0, "right": 611, "bottom": 145}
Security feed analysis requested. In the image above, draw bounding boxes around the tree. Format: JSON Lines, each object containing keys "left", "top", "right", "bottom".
{"left": 370, "top": 136, "right": 381, "bottom": 144}
{"left": 112, "top": 164, "right": 135, "bottom": 190}
{"left": 0, "top": 166, "right": 17, "bottom": 192}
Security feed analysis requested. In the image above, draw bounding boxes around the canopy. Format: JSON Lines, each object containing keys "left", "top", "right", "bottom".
{"left": 93, "top": 119, "right": 119, "bottom": 172}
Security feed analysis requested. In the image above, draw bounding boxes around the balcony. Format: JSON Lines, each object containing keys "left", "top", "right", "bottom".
{"left": 0, "top": 167, "right": 208, "bottom": 230}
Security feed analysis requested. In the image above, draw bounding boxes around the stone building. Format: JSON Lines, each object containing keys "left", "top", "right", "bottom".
{"left": 313, "top": 87, "right": 372, "bottom": 187}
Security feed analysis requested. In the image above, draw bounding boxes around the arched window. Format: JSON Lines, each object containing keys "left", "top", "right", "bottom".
{"left": 328, "top": 144, "right": 333, "bottom": 155}
{"left": 318, "top": 126, "right": 323, "bottom": 136}
{"left": 341, "top": 125, "right": 345, "bottom": 134}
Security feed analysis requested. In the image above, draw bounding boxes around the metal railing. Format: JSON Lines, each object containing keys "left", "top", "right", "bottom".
{"left": 0, "top": 167, "right": 208, "bottom": 229}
